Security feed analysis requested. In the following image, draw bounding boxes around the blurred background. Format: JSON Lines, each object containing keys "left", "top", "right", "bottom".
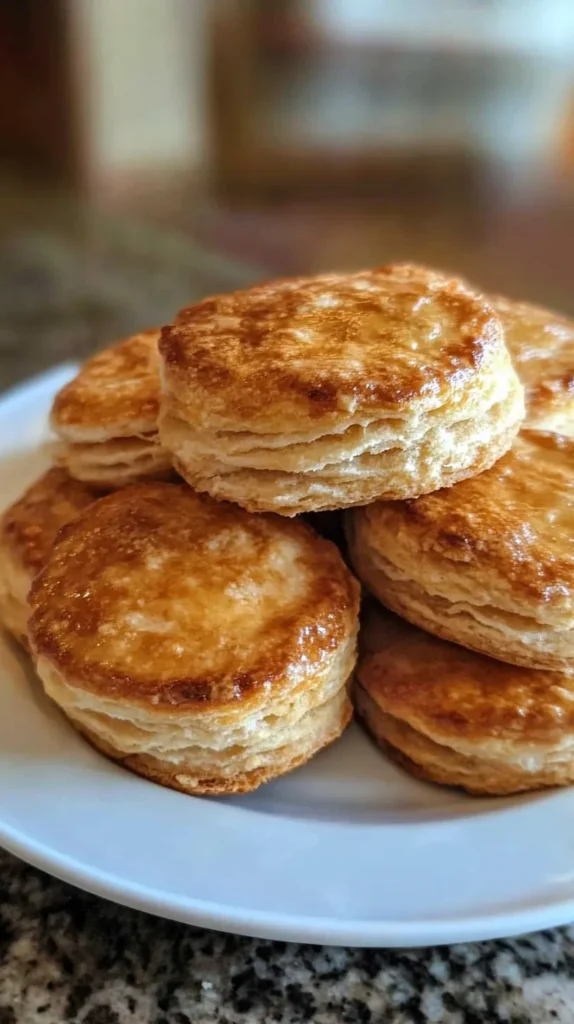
{"left": 1, "top": 0, "right": 574, "bottom": 385}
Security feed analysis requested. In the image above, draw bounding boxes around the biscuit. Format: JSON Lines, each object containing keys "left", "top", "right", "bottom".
{"left": 159, "top": 265, "right": 524, "bottom": 515}
{"left": 493, "top": 294, "right": 574, "bottom": 436}
{"left": 356, "top": 605, "right": 574, "bottom": 795}
{"left": 347, "top": 429, "right": 574, "bottom": 672}
{"left": 50, "top": 330, "right": 172, "bottom": 486}
{"left": 29, "top": 483, "right": 359, "bottom": 795}
{"left": 0, "top": 468, "right": 101, "bottom": 644}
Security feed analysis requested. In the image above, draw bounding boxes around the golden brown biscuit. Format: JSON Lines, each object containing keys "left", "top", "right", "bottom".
{"left": 50, "top": 330, "right": 172, "bottom": 486}
{"left": 159, "top": 265, "right": 524, "bottom": 515}
{"left": 0, "top": 468, "right": 102, "bottom": 644}
{"left": 356, "top": 605, "right": 574, "bottom": 795}
{"left": 347, "top": 429, "right": 574, "bottom": 672}
{"left": 492, "top": 294, "right": 574, "bottom": 437}
{"left": 29, "top": 483, "right": 359, "bottom": 795}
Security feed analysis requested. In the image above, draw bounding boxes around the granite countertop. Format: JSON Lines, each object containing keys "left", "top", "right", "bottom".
{"left": 2, "top": 849, "right": 574, "bottom": 1024}
{"left": 0, "top": 205, "right": 258, "bottom": 392}
{"left": 1, "top": 212, "right": 574, "bottom": 1024}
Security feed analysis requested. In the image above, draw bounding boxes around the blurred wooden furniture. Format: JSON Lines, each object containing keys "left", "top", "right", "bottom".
{"left": 208, "top": 0, "right": 574, "bottom": 198}
{"left": 0, "top": 0, "right": 78, "bottom": 181}
{"left": 0, "top": 1, "right": 204, "bottom": 198}
{"left": 208, "top": 0, "right": 479, "bottom": 197}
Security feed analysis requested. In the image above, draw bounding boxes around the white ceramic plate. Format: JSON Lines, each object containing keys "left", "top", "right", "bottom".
{"left": 2, "top": 367, "right": 574, "bottom": 947}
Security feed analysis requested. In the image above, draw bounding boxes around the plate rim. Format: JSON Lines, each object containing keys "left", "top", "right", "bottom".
{"left": 4, "top": 821, "right": 574, "bottom": 947}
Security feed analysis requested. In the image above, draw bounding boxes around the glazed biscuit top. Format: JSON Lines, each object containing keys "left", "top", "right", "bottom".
{"left": 50, "top": 329, "right": 162, "bottom": 441}
{"left": 493, "top": 295, "right": 574, "bottom": 424}
{"left": 160, "top": 264, "right": 507, "bottom": 431}
{"left": 358, "top": 607, "right": 574, "bottom": 744}
{"left": 29, "top": 484, "right": 359, "bottom": 709}
{"left": 365, "top": 430, "right": 574, "bottom": 609}
{"left": 0, "top": 468, "right": 101, "bottom": 575}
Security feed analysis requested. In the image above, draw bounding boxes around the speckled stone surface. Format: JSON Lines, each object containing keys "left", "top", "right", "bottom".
{"left": 1, "top": 217, "right": 573, "bottom": 1024}
{"left": 0, "top": 215, "right": 257, "bottom": 391}
{"left": 2, "top": 850, "right": 574, "bottom": 1024}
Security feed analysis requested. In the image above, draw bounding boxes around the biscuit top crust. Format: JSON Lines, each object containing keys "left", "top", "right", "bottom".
{"left": 29, "top": 483, "right": 359, "bottom": 709}
{"left": 358, "top": 607, "right": 574, "bottom": 745}
{"left": 50, "top": 329, "right": 161, "bottom": 440}
{"left": 493, "top": 295, "right": 574, "bottom": 425}
{"left": 0, "top": 468, "right": 101, "bottom": 575}
{"left": 160, "top": 264, "right": 506, "bottom": 431}
{"left": 362, "top": 430, "right": 574, "bottom": 609}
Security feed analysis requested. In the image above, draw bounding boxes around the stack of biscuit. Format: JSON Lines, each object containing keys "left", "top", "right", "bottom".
{"left": 2, "top": 262, "right": 573, "bottom": 798}
{"left": 349, "top": 294, "right": 574, "bottom": 795}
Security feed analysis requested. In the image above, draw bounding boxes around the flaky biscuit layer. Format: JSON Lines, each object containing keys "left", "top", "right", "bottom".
{"left": 29, "top": 483, "right": 359, "bottom": 793}
{"left": 493, "top": 294, "right": 574, "bottom": 437}
{"left": 55, "top": 434, "right": 172, "bottom": 488}
{"left": 0, "top": 469, "right": 101, "bottom": 644}
{"left": 160, "top": 264, "right": 524, "bottom": 513}
{"left": 51, "top": 331, "right": 171, "bottom": 485}
{"left": 355, "top": 606, "right": 574, "bottom": 795}
{"left": 347, "top": 430, "right": 574, "bottom": 671}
